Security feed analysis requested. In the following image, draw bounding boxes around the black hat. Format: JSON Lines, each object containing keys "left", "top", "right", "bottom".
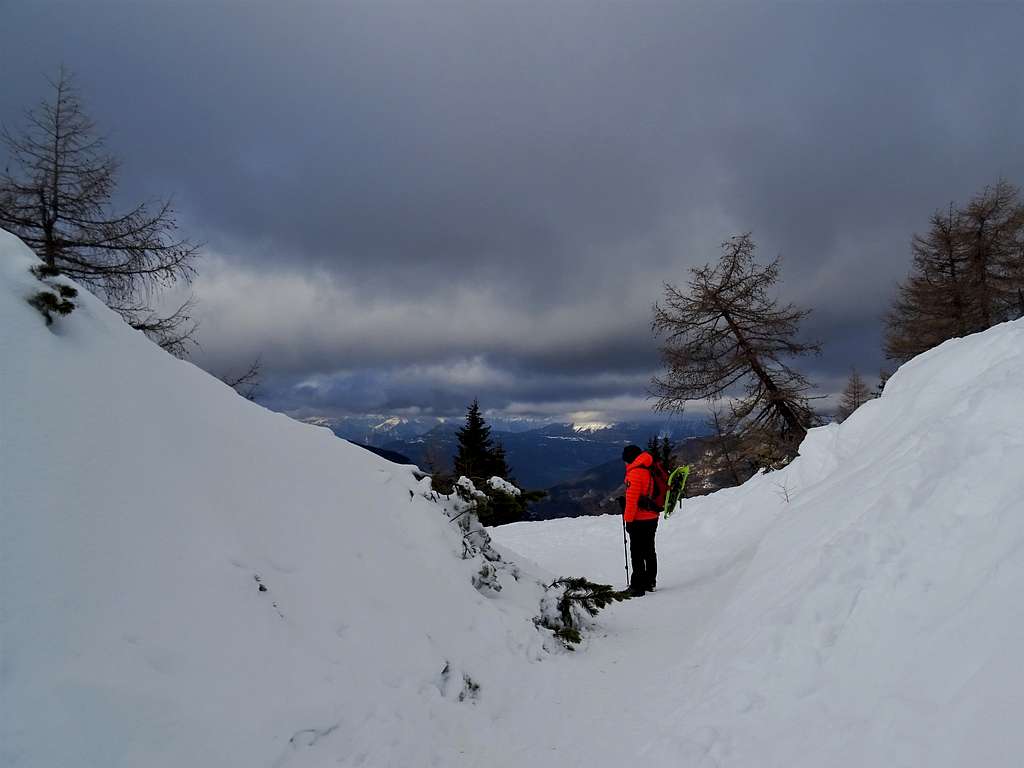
{"left": 621, "top": 444, "right": 643, "bottom": 463}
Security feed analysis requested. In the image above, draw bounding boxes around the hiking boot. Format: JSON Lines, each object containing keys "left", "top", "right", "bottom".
{"left": 628, "top": 586, "right": 646, "bottom": 597}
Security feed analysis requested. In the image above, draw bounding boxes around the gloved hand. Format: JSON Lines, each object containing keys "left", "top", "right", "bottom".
{"left": 616, "top": 495, "right": 626, "bottom": 513}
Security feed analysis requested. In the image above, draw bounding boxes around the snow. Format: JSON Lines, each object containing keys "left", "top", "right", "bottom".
{"left": 373, "top": 416, "right": 407, "bottom": 430}
{"left": 487, "top": 476, "right": 521, "bottom": 496}
{"left": 455, "top": 475, "right": 488, "bottom": 499}
{"left": 572, "top": 421, "right": 614, "bottom": 433}
{"left": 495, "top": 315, "right": 1024, "bottom": 766}
{"left": 6, "top": 223, "right": 1024, "bottom": 767}
{"left": 0, "top": 231, "right": 552, "bottom": 767}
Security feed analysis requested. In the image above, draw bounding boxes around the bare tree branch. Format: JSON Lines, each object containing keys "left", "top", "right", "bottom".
{"left": 220, "top": 357, "right": 263, "bottom": 400}
{"left": 0, "top": 67, "right": 202, "bottom": 356}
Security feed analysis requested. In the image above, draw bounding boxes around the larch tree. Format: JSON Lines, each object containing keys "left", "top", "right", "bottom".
{"left": 652, "top": 233, "right": 821, "bottom": 468}
{"left": 885, "top": 181, "right": 1024, "bottom": 362}
{"left": 885, "top": 206, "right": 968, "bottom": 361}
{"left": 835, "top": 368, "right": 872, "bottom": 422}
{"left": 0, "top": 68, "right": 200, "bottom": 355}
{"left": 958, "top": 180, "right": 1024, "bottom": 327}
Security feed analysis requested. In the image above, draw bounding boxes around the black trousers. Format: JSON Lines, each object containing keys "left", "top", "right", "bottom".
{"left": 626, "top": 518, "right": 658, "bottom": 590}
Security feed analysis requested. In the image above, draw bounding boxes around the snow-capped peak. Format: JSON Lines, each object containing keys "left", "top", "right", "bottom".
{"left": 571, "top": 421, "right": 614, "bottom": 433}
{"left": 373, "top": 416, "right": 408, "bottom": 430}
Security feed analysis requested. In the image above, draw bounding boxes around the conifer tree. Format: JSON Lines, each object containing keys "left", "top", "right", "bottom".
{"left": 660, "top": 435, "right": 674, "bottom": 465}
{"left": 652, "top": 233, "right": 820, "bottom": 467}
{"left": 885, "top": 206, "right": 968, "bottom": 361}
{"left": 450, "top": 400, "right": 536, "bottom": 526}
{"left": 836, "top": 368, "right": 872, "bottom": 422}
{"left": 645, "top": 435, "right": 675, "bottom": 465}
{"left": 453, "top": 399, "right": 496, "bottom": 481}
{"left": 960, "top": 180, "right": 1024, "bottom": 328}
{"left": 886, "top": 181, "right": 1024, "bottom": 362}
{"left": 0, "top": 68, "right": 200, "bottom": 355}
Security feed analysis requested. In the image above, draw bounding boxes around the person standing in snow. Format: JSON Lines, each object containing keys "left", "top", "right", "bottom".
{"left": 620, "top": 444, "right": 659, "bottom": 596}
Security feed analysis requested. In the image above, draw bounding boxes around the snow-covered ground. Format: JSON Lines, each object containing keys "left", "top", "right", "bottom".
{"left": 0, "top": 230, "right": 552, "bottom": 767}
{"left": 495, "top": 314, "right": 1024, "bottom": 766}
{"left": 5, "top": 225, "right": 1024, "bottom": 767}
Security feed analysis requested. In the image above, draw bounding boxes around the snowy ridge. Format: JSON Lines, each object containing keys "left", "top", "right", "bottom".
{"left": 0, "top": 231, "right": 552, "bottom": 767}
{"left": 495, "top": 314, "right": 1024, "bottom": 766}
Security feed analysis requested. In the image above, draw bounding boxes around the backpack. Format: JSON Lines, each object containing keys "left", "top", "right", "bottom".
{"left": 639, "top": 459, "right": 670, "bottom": 512}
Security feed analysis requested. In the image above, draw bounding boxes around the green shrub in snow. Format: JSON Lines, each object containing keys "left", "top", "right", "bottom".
{"left": 536, "top": 577, "right": 630, "bottom": 648}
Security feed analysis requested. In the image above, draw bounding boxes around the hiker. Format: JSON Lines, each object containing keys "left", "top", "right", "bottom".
{"left": 620, "top": 444, "right": 660, "bottom": 596}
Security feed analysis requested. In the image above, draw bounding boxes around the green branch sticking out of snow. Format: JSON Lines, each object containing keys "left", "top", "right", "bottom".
{"left": 536, "top": 577, "right": 631, "bottom": 648}
{"left": 27, "top": 264, "right": 77, "bottom": 325}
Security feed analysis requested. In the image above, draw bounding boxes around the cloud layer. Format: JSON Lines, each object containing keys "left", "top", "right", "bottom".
{"left": 3, "top": 2, "right": 1023, "bottom": 421}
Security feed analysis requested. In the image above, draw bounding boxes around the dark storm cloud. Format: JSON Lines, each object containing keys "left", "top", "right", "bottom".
{"left": 3, "top": 1, "right": 1023, "bottom": 420}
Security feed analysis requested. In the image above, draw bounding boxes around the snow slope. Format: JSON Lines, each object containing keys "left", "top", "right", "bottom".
{"left": 0, "top": 231, "right": 552, "bottom": 767}
{"left": 495, "top": 313, "right": 1024, "bottom": 766}
{"left": 6, "top": 221, "right": 1024, "bottom": 767}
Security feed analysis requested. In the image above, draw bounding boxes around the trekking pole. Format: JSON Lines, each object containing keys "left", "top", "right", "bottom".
{"left": 622, "top": 516, "right": 630, "bottom": 589}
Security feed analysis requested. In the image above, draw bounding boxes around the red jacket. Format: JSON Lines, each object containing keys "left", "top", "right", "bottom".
{"left": 624, "top": 451, "right": 660, "bottom": 523}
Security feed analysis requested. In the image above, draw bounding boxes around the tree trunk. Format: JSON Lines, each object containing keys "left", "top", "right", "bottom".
{"left": 720, "top": 306, "right": 805, "bottom": 436}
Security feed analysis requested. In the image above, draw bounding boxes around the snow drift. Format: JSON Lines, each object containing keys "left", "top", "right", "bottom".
{"left": 0, "top": 230, "right": 553, "bottom": 767}
{"left": 496, "top": 310, "right": 1024, "bottom": 765}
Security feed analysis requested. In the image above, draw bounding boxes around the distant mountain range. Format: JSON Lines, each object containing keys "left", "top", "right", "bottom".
{"left": 301, "top": 414, "right": 711, "bottom": 505}
{"left": 300, "top": 414, "right": 545, "bottom": 448}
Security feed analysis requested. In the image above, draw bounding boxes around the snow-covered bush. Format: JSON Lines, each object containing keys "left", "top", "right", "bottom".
{"left": 429, "top": 476, "right": 520, "bottom": 595}
{"left": 457, "top": 474, "right": 543, "bottom": 527}
{"left": 535, "top": 577, "right": 630, "bottom": 648}
{"left": 487, "top": 476, "right": 520, "bottom": 496}
{"left": 455, "top": 475, "right": 487, "bottom": 500}
{"left": 27, "top": 264, "right": 77, "bottom": 325}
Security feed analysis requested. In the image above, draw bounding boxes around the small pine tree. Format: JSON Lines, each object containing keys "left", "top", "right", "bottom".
{"left": 645, "top": 435, "right": 675, "bottom": 466}
{"left": 476, "top": 486, "right": 546, "bottom": 527}
{"left": 661, "top": 436, "right": 673, "bottom": 465}
{"left": 453, "top": 399, "right": 496, "bottom": 482}
{"left": 537, "top": 577, "right": 630, "bottom": 647}
{"left": 452, "top": 400, "right": 514, "bottom": 483}
{"left": 836, "top": 368, "right": 872, "bottom": 422}
{"left": 451, "top": 401, "right": 537, "bottom": 525}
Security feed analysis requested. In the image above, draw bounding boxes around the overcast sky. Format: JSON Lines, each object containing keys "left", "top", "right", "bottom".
{"left": 4, "top": 1, "right": 1023, "bottom": 423}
